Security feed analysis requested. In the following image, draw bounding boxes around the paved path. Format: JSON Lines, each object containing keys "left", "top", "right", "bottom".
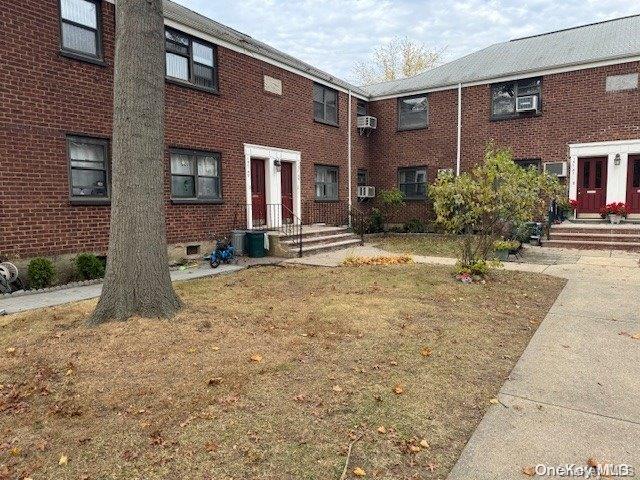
{"left": 288, "top": 244, "right": 640, "bottom": 478}
{"left": 0, "top": 264, "right": 244, "bottom": 315}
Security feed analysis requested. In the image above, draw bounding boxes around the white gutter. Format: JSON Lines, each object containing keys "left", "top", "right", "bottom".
{"left": 347, "top": 89, "right": 353, "bottom": 226}
{"left": 456, "top": 83, "right": 462, "bottom": 176}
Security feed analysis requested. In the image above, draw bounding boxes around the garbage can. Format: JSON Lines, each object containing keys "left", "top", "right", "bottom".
{"left": 245, "top": 231, "right": 266, "bottom": 258}
{"left": 231, "top": 230, "right": 247, "bottom": 256}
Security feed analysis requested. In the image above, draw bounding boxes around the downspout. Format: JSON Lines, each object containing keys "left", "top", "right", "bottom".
{"left": 456, "top": 83, "right": 462, "bottom": 176}
{"left": 348, "top": 89, "right": 353, "bottom": 226}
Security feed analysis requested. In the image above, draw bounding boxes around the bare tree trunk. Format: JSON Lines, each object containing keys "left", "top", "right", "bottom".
{"left": 90, "top": 0, "right": 182, "bottom": 324}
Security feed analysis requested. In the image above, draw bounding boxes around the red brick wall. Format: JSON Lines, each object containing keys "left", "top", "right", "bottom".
{"left": 0, "top": 0, "right": 369, "bottom": 258}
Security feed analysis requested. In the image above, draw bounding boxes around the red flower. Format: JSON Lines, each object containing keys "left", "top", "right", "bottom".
{"left": 601, "top": 202, "right": 629, "bottom": 218}
{"left": 569, "top": 199, "right": 579, "bottom": 210}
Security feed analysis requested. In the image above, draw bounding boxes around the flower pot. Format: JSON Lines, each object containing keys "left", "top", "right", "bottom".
{"left": 495, "top": 249, "right": 509, "bottom": 261}
{"left": 609, "top": 214, "right": 622, "bottom": 225}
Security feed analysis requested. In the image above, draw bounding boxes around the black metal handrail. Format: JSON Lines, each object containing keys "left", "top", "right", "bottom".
{"left": 233, "top": 203, "right": 303, "bottom": 257}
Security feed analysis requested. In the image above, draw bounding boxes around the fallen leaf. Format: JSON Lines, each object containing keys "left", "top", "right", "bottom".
{"left": 587, "top": 457, "right": 599, "bottom": 468}
{"left": 631, "top": 333, "right": 640, "bottom": 340}
{"left": 377, "top": 426, "right": 387, "bottom": 434}
{"left": 207, "top": 377, "right": 223, "bottom": 386}
{"left": 409, "top": 445, "right": 421, "bottom": 453}
{"left": 332, "top": 385, "right": 343, "bottom": 393}
{"left": 420, "top": 439, "right": 430, "bottom": 448}
{"left": 9, "top": 447, "right": 22, "bottom": 456}
{"left": 59, "top": 454, "right": 69, "bottom": 466}
{"left": 66, "top": 369, "right": 74, "bottom": 376}
{"left": 522, "top": 466, "right": 535, "bottom": 476}
{"left": 250, "top": 354, "right": 263, "bottom": 363}
{"left": 420, "top": 347, "right": 433, "bottom": 357}
{"left": 353, "top": 467, "right": 366, "bottom": 477}
{"left": 6, "top": 347, "right": 16, "bottom": 355}
{"left": 187, "top": 347, "right": 197, "bottom": 354}
{"left": 489, "top": 398, "right": 499, "bottom": 405}
{"left": 211, "top": 346, "right": 220, "bottom": 351}
{"left": 393, "top": 384, "right": 404, "bottom": 395}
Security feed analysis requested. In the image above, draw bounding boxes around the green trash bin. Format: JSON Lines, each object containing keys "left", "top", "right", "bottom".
{"left": 245, "top": 232, "right": 266, "bottom": 258}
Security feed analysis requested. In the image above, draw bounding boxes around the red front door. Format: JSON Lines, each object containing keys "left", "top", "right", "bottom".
{"left": 627, "top": 155, "right": 640, "bottom": 214}
{"left": 251, "top": 158, "right": 266, "bottom": 226}
{"left": 280, "top": 162, "right": 293, "bottom": 223}
{"left": 577, "top": 157, "right": 607, "bottom": 214}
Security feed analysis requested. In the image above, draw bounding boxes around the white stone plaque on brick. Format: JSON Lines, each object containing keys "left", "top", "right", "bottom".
{"left": 606, "top": 73, "right": 638, "bottom": 92}
{"left": 264, "top": 75, "right": 282, "bottom": 95}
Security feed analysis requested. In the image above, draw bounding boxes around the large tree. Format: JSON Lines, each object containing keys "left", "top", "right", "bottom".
{"left": 353, "top": 36, "right": 444, "bottom": 86}
{"left": 90, "top": 0, "right": 182, "bottom": 324}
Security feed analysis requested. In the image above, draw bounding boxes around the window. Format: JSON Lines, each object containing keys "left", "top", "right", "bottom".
{"left": 313, "top": 83, "right": 338, "bottom": 125}
{"left": 67, "top": 136, "right": 109, "bottom": 201}
{"left": 515, "top": 158, "right": 542, "bottom": 171}
{"left": 357, "top": 169, "right": 368, "bottom": 186}
{"left": 170, "top": 150, "right": 222, "bottom": 201}
{"left": 398, "top": 95, "right": 428, "bottom": 130}
{"left": 315, "top": 165, "right": 338, "bottom": 200}
{"left": 165, "top": 28, "right": 218, "bottom": 92}
{"left": 357, "top": 100, "right": 368, "bottom": 117}
{"left": 398, "top": 167, "right": 427, "bottom": 199}
{"left": 491, "top": 77, "right": 541, "bottom": 118}
{"left": 59, "top": 0, "right": 102, "bottom": 60}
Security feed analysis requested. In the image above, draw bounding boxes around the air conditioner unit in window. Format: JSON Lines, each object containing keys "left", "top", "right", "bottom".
{"left": 543, "top": 161, "right": 568, "bottom": 177}
{"left": 516, "top": 95, "right": 538, "bottom": 112}
{"left": 357, "top": 116, "right": 377, "bottom": 129}
{"left": 357, "top": 186, "right": 376, "bottom": 198}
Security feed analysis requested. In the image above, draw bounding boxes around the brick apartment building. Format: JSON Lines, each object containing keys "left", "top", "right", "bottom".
{"left": 1, "top": 1, "right": 639, "bottom": 261}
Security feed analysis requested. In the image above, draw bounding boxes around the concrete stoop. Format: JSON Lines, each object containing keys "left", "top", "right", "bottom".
{"left": 543, "top": 224, "right": 640, "bottom": 251}
{"left": 275, "top": 226, "right": 362, "bottom": 257}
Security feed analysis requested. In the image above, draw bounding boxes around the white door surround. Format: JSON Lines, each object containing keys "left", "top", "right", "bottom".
{"left": 243, "top": 144, "right": 302, "bottom": 229}
{"left": 569, "top": 139, "right": 640, "bottom": 206}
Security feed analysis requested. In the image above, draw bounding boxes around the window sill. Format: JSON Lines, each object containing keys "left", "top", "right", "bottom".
{"left": 314, "top": 119, "right": 339, "bottom": 128}
{"left": 171, "top": 198, "right": 223, "bottom": 205}
{"left": 166, "top": 77, "right": 219, "bottom": 95}
{"left": 314, "top": 199, "right": 340, "bottom": 203}
{"left": 59, "top": 50, "right": 106, "bottom": 67}
{"left": 490, "top": 112, "right": 542, "bottom": 122}
{"left": 70, "top": 197, "right": 111, "bottom": 206}
{"left": 397, "top": 125, "right": 427, "bottom": 132}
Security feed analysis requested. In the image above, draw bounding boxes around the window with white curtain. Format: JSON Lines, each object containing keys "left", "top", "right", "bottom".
{"left": 165, "top": 28, "right": 218, "bottom": 92}
{"left": 67, "top": 136, "right": 109, "bottom": 200}
{"left": 59, "top": 0, "right": 102, "bottom": 59}
{"left": 170, "top": 150, "right": 222, "bottom": 201}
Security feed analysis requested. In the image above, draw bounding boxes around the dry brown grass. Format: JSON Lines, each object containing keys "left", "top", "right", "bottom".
{"left": 0, "top": 264, "right": 565, "bottom": 480}
{"left": 372, "top": 235, "right": 463, "bottom": 258}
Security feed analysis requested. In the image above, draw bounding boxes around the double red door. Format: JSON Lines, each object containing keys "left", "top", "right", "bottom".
{"left": 627, "top": 155, "right": 640, "bottom": 214}
{"left": 280, "top": 162, "right": 293, "bottom": 223}
{"left": 577, "top": 157, "right": 607, "bottom": 213}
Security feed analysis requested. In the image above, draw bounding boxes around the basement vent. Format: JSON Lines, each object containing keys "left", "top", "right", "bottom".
{"left": 606, "top": 73, "right": 638, "bottom": 92}
{"left": 186, "top": 245, "right": 201, "bottom": 256}
{"left": 264, "top": 75, "right": 283, "bottom": 95}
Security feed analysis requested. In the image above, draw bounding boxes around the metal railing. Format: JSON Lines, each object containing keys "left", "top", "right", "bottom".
{"left": 233, "top": 203, "right": 303, "bottom": 257}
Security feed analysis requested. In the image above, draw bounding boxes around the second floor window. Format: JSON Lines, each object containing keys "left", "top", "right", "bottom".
{"left": 357, "top": 169, "right": 368, "bottom": 186}
{"left": 170, "top": 150, "right": 222, "bottom": 201}
{"left": 165, "top": 29, "right": 218, "bottom": 92}
{"left": 357, "top": 100, "right": 368, "bottom": 117}
{"left": 60, "top": 0, "right": 102, "bottom": 60}
{"left": 398, "top": 95, "right": 428, "bottom": 130}
{"left": 491, "top": 77, "right": 541, "bottom": 119}
{"left": 313, "top": 83, "right": 338, "bottom": 125}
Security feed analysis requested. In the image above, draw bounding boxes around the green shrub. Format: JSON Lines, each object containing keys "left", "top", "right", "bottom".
{"left": 368, "top": 208, "right": 385, "bottom": 233}
{"left": 75, "top": 253, "right": 106, "bottom": 280}
{"left": 405, "top": 219, "right": 426, "bottom": 233}
{"left": 378, "top": 188, "right": 405, "bottom": 207}
{"left": 455, "top": 259, "right": 492, "bottom": 277}
{"left": 494, "top": 240, "right": 520, "bottom": 251}
{"left": 27, "top": 257, "right": 55, "bottom": 290}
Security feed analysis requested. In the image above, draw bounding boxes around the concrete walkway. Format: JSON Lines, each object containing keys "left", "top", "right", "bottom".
{"left": 288, "top": 244, "right": 640, "bottom": 478}
{"left": 0, "top": 263, "right": 245, "bottom": 315}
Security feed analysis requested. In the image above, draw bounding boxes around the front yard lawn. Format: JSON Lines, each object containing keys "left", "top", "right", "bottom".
{"left": 372, "top": 234, "right": 463, "bottom": 258}
{"left": 1, "top": 264, "right": 565, "bottom": 479}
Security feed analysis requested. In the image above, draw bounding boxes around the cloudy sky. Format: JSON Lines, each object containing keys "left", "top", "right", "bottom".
{"left": 173, "top": 0, "right": 639, "bottom": 84}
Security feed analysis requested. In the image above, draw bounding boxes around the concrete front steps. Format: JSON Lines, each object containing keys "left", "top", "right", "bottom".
{"left": 543, "top": 224, "right": 640, "bottom": 251}
{"left": 280, "top": 226, "right": 362, "bottom": 257}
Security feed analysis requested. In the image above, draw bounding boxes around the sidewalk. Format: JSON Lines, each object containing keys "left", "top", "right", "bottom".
{"left": 0, "top": 263, "right": 244, "bottom": 315}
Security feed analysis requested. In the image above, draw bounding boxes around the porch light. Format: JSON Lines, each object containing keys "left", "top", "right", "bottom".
{"left": 273, "top": 159, "right": 282, "bottom": 172}
{"left": 614, "top": 154, "right": 621, "bottom": 166}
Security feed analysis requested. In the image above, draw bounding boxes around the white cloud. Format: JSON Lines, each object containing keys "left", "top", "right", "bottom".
{"left": 175, "top": 0, "right": 639, "bottom": 83}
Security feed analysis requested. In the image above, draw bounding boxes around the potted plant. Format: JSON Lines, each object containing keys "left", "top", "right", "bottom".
{"left": 600, "top": 202, "right": 628, "bottom": 224}
{"left": 493, "top": 240, "right": 520, "bottom": 261}
{"left": 569, "top": 199, "right": 579, "bottom": 220}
